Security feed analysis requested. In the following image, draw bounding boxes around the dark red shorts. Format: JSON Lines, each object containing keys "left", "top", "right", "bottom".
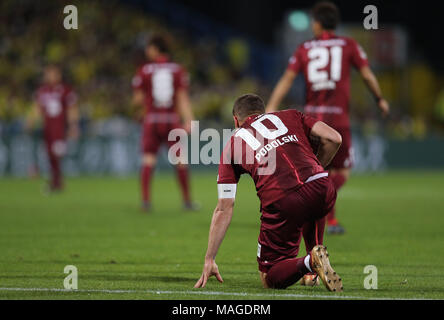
{"left": 141, "top": 121, "right": 183, "bottom": 154}
{"left": 328, "top": 127, "right": 353, "bottom": 169}
{"left": 257, "top": 177, "right": 336, "bottom": 273}
{"left": 44, "top": 131, "right": 66, "bottom": 157}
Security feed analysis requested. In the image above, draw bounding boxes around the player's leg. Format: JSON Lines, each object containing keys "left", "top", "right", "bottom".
{"left": 48, "top": 150, "right": 62, "bottom": 190}
{"left": 257, "top": 216, "right": 308, "bottom": 289}
{"left": 302, "top": 216, "right": 326, "bottom": 253}
{"left": 258, "top": 181, "right": 332, "bottom": 289}
{"left": 175, "top": 163, "right": 196, "bottom": 209}
{"left": 45, "top": 139, "right": 63, "bottom": 191}
{"left": 326, "top": 167, "right": 349, "bottom": 234}
{"left": 300, "top": 177, "right": 337, "bottom": 286}
{"left": 29, "top": 129, "right": 41, "bottom": 178}
{"left": 260, "top": 254, "right": 312, "bottom": 289}
{"left": 261, "top": 245, "right": 343, "bottom": 291}
{"left": 326, "top": 127, "right": 352, "bottom": 234}
{"left": 140, "top": 123, "right": 160, "bottom": 211}
{"left": 141, "top": 153, "right": 157, "bottom": 210}
{"left": 303, "top": 175, "right": 337, "bottom": 250}
{"left": 257, "top": 223, "right": 309, "bottom": 289}
{"left": 259, "top": 179, "right": 342, "bottom": 291}
{"left": 167, "top": 123, "right": 198, "bottom": 211}
{"left": 300, "top": 217, "right": 326, "bottom": 286}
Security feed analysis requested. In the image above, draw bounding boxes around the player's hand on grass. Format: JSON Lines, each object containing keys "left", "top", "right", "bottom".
{"left": 194, "top": 259, "right": 223, "bottom": 288}
{"left": 378, "top": 98, "right": 390, "bottom": 118}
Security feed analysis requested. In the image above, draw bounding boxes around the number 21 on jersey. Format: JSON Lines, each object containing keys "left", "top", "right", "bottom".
{"left": 307, "top": 46, "right": 342, "bottom": 86}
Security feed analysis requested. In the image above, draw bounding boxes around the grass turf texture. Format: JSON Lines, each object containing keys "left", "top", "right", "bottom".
{"left": 0, "top": 171, "right": 443, "bottom": 300}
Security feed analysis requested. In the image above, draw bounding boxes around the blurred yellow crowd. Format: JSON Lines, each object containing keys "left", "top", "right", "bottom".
{"left": 1, "top": 0, "right": 443, "bottom": 138}
{"left": 0, "top": 0, "right": 265, "bottom": 127}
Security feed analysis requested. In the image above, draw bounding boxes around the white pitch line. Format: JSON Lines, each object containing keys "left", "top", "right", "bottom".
{"left": 0, "top": 287, "right": 430, "bottom": 300}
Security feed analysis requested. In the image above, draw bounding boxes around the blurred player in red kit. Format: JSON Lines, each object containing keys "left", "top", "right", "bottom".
{"left": 132, "top": 35, "right": 197, "bottom": 212}
{"left": 267, "top": 2, "right": 389, "bottom": 235}
{"left": 27, "top": 64, "right": 79, "bottom": 192}
{"left": 195, "top": 94, "right": 343, "bottom": 291}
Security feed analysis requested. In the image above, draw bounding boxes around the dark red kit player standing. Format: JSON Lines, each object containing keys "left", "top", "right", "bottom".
{"left": 267, "top": 1, "right": 389, "bottom": 236}
{"left": 27, "top": 65, "right": 79, "bottom": 191}
{"left": 132, "top": 35, "right": 198, "bottom": 212}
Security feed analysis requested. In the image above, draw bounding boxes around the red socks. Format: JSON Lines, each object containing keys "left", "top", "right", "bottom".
{"left": 176, "top": 166, "right": 191, "bottom": 204}
{"left": 327, "top": 173, "right": 347, "bottom": 225}
{"left": 303, "top": 217, "right": 326, "bottom": 254}
{"left": 48, "top": 154, "right": 62, "bottom": 190}
{"left": 141, "top": 165, "right": 191, "bottom": 204}
{"left": 141, "top": 165, "right": 153, "bottom": 203}
{"left": 266, "top": 256, "right": 310, "bottom": 289}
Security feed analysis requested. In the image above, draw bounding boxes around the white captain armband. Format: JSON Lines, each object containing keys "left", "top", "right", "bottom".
{"left": 217, "top": 184, "right": 237, "bottom": 199}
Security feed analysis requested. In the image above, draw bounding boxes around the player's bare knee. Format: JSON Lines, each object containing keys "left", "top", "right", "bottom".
{"left": 143, "top": 154, "right": 157, "bottom": 166}
{"left": 176, "top": 162, "right": 188, "bottom": 169}
{"left": 260, "top": 272, "right": 269, "bottom": 289}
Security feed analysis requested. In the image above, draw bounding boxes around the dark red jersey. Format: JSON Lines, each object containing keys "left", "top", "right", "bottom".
{"left": 34, "top": 83, "right": 77, "bottom": 139}
{"left": 288, "top": 31, "right": 368, "bottom": 128}
{"left": 217, "top": 110, "right": 326, "bottom": 209}
{"left": 132, "top": 57, "right": 188, "bottom": 124}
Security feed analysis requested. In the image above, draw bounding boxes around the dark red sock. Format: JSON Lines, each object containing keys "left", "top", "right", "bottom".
{"left": 48, "top": 154, "right": 62, "bottom": 190}
{"left": 303, "top": 217, "right": 326, "bottom": 254}
{"left": 176, "top": 166, "right": 191, "bottom": 203}
{"left": 266, "top": 257, "right": 310, "bottom": 289}
{"left": 141, "top": 165, "right": 153, "bottom": 203}
{"left": 327, "top": 173, "right": 347, "bottom": 224}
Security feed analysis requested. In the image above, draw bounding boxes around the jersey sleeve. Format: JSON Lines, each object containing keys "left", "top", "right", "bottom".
{"left": 291, "top": 110, "right": 319, "bottom": 137}
{"left": 290, "top": 110, "right": 321, "bottom": 153}
{"left": 350, "top": 39, "right": 369, "bottom": 70}
{"left": 216, "top": 138, "right": 242, "bottom": 199}
{"left": 217, "top": 162, "right": 241, "bottom": 184}
{"left": 131, "top": 67, "right": 146, "bottom": 90}
{"left": 287, "top": 45, "right": 304, "bottom": 74}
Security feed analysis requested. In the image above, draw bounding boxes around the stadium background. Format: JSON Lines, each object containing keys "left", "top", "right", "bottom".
{"left": 1, "top": 0, "right": 443, "bottom": 176}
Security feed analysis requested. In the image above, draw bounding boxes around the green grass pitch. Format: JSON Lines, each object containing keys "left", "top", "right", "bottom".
{"left": 0, "top": 170, "right": 443, "bottom": 300}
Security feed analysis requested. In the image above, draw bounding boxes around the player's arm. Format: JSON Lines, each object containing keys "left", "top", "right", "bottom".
{"left": 132, "top": 89, "right": 145, "bottom": 107}
{"left": 67, "top": 103, "right": 80, "bottom": 140}
{"left": 25, "top": 102, "right": 42, "bottom": 132}
{"left": 176, "top": 88, "right": 194, "bottom": 133}
{"left": 310, "top": 121, "right": 342, "bottom": 168}
{"left": 266, "top": 69, "right": 297, "bottom": 113}
{"left": 194, "top": 197, "right": 234, "bottom": 288}
{"left": 131, "top": 71, "right": 146, "bottom": 108}
{"left": 359, "top": 66, "right": 390, "bottom": 117}
{"left": 63, "top": 89, "right": 80, "bottom": 140}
